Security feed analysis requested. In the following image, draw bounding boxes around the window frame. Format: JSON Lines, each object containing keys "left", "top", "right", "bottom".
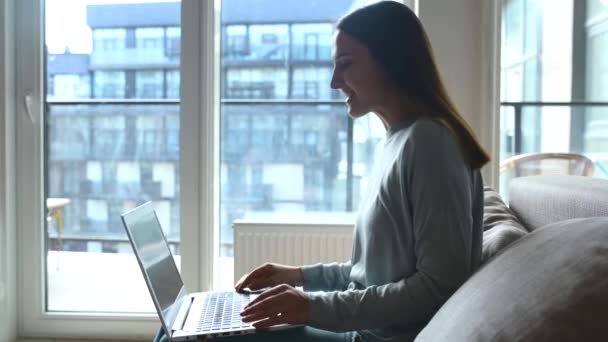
{"left": 16, "top": 0, "right": 218, "bottom": 338}
{"left": 12, "top": 0, "right": 502, "bottom": 338}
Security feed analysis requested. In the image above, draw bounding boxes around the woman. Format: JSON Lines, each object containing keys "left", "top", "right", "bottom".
{"left": 158, "top": 1, "right": 489, "bottom": 341}
{"left": 235, "top": 1, "right": 489, "bottom": 341}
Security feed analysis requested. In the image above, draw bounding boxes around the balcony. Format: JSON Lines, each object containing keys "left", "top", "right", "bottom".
{"left": 90, "top": 48, "right": 180, "bottom": 69}
{"left": 222, "top": 44, "right": 332, "bottom": 66}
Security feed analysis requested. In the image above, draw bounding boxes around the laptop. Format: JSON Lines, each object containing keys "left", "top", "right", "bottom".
{"left": 121, "top": 202, "right": 299, "bottom": 341}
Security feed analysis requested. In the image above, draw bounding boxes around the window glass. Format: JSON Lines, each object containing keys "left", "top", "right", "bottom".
{"left": 500, "top": 0, "right": 608, "bottom": 200}
{"left": 136, "top": 70, "right": 164, "bottom": 98}
{"left": 218, "top": 0, "right": 386, "bottom": 288}
{"left": 587, "top": 0, "right": 608, "bottom": 18}
{"left": 136, "top": 27, "right": 164, "bottom": 49}
{"left": 585, "top": 3, "right": 608, "bottom": 166}
{"left": 93, "top": 71, "right": 126, "bottom": 98}
{"left": 93, "top": 29, "right": 126, "bottom": 51}
{"left": 45, "top": 0, "right": 181, "bottom": 313}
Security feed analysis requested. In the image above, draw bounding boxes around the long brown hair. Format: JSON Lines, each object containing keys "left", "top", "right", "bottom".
{"left": 337, "top": 1, "right": 490, "bottom": 169}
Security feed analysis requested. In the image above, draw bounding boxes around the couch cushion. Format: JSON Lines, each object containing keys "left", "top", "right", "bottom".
{"left": 482, "top": 187, "right": 528, "bottom": 263}
{"left": 509, "top": 175, "right": 608, "bottom": 231}
{"left": 415, "top": 217, "right": 608, "bottom": 342}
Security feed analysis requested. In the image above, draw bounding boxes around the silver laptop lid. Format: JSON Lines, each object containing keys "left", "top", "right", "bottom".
{"left": 121, "top": 202, "right": 188, "bottom": 336}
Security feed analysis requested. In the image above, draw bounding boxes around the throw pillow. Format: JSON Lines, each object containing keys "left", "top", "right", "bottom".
{"left": 415, "top": 217, "right": 608, "bottom": 342}
{"left": 481, "top": 187, "right": 528, "bottom": 263}
{"left": 482, "top": 223, "right": 527, "bottom": 263}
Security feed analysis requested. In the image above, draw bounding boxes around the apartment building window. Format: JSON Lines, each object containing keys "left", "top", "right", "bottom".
{"left": 225, "top": 25, "right": 248, "bottom": 57}
{"left": 292, "top": 67, "right": 332, "bottom": 99}
{"left": 166, "top": 27, "right": 181, "bottom": 58}
{"left": 226, "top": 68, "right": 287, "bottom": 98}
{"left": 166, "top": 114, "right": 179, "bottom": 156}
{"left": 136, "top": 116, "right": 164, "bottom": 158}
{"left": 136, "top": 70, "right": 164, "bottom": 98}
{"left": 52, "top": 74, "right": 91, "bottom": 99}
{"left": 49, "top": 116, "right": 90, "bottom": 159}
{"left": 93, "top": 29, "right": 126, "bottom": 51}
{"left": 166, "top": 69, "right": 180, "bottom": 98}
{"left": 292, "top": 23, "right": 332, "bottom": 60}
{"left": 93, "top": 116, "right": 126, "bottom": 159}
{"left": 249, "top": 24, "right": 288, "bottom": 60}
{"left": 93, "top": 71, "right": 126, "bottom": 98}
{"left": 136, "top": 27, "right": 164, "bottom": 49}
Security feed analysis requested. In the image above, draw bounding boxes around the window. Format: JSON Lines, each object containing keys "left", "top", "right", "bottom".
{"left": 249, "top": 24, "right": 288, "bottom": 60}
{"left": 499, "top": 0, "right": 608, "bottom": 199}
{"left": 225, "top": 68, "right": 286, "bottom": 98}
{"left": 19, "top": 0, "right": 182, "bottom": 334}
{"left": 292, "top": 67, "right": 332, "bottom": 99}
{"left": 93, "top": 29, "right": 126, "bottom": 52}
{"left": 225, "top": 25, "right": 248, "bottom": 57}
{"left": 292, "top": 23, "right": 332, "bottom": 60}
{"left": 136, "top": 70, "right": 163, "bottom": 98}
{"left": 93, "top": 71, "right": 126, "bottom": 98}
{"left": 136, "top": 27, "right": 163, "bottom": 49}
{"left": 136, "top": 115, "right": 164, "bottom": 158}
{"left": 18, "top": 0, "right": 412, "bottom": 338}
{"left": 217, "top": 1, "right": 391, "bottom": 284}
{"left": 51, "top": 74, "right": 91, "bottom": 99}
{"left": 585, "top": 0, "right": 608, "bottom": 159}
{"left": 166, "top": 69, "right": 180, "bottom": 98}
{"left": 500, "top": 0, "right": 542, "bottom": 158}
{"left": 166, "top": 27, "right": 181, "bottom": 59}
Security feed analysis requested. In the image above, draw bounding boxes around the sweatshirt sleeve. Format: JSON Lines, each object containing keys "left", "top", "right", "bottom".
{"left": 305, "top": 121, "right": 479, "bottom": 332}
{"left": 301, "top": 261, "right": 352, "bottom": 292}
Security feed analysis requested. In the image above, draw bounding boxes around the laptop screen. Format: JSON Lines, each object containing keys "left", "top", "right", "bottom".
{"left": 121, "top": 202, "right": 187, "bottom": 333}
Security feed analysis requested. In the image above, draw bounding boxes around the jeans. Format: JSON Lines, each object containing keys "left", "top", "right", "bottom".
{"left": 153, "top": 326, "right": 359, "bottom": 342}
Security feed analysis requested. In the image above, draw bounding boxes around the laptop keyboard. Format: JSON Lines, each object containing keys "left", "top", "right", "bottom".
{"left": 197, "top": 292, "right": 253, "bottom": 332}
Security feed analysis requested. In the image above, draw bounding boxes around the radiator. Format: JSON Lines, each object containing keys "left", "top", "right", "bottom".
{"left": 233, "top": 221, "right": 354, "bottom": 282}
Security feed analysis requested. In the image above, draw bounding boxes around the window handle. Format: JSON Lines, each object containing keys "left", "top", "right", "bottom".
{"left": 24, "top": 93, "right": 35, "bottom": 123}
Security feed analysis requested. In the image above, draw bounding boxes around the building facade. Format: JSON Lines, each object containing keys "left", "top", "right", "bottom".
{"left": 46, "top": 0, "right": 369, "bottom": 256}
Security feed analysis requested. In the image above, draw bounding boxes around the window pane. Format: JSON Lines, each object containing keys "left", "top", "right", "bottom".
{"left": 499, "top": 0, "right": 608, "bottom": 199}
{"left": 218, "top": 0, "right": 385, "bottom": 289}
{"left": 45, "top": 0, "right": 181, "bottom": 313}
{"left": 585, "top": 10, "right": 608, "bottom": 169}
{"left": 587, "top": 0, "right": 608, "bottom": 18}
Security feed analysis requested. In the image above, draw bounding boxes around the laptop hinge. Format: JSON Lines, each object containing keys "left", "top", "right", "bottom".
{"left": 173, "top": 295, "right": 195, "bottom": 332}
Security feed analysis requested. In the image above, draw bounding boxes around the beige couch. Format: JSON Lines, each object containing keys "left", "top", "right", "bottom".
{"left": 416, "top": 175, "right": 608, "bottom": 342}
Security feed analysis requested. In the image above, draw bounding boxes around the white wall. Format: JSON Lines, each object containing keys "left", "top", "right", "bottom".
{"left": 418, "top": 0, "right": 502, "bottom": 187}
{"left": 0, "top": 0, "right": 18, "bottom": 340}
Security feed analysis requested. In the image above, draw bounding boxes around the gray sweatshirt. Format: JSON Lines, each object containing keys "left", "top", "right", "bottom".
{"left": 301, "top": 118, "right": 484, "bottom": 341}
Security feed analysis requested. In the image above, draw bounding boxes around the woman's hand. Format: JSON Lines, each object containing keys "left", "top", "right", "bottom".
{"left": 235, "top": 263, "right": 304, "bottom": 292}
{"left": 240, "top": 284, "right": 309, "bottom": 328}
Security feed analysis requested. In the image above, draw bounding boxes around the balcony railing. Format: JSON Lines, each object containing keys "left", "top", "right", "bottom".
{"left": 46, "top": 98, "right": 361, "bottom": 255}
{"left": 501, "top": 101, "right": 608, "bottom": 153}
{"left": 500, "top": 101, "right": 608, "bottom": 177}
{"left": 47, "top": 99, "right": 608, "bottom": 251}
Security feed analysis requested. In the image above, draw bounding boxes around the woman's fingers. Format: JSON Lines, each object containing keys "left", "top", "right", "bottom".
{"left": 235, "top": 264, "right": 272, "bottom": 291}
{"left": 241, "top": 292, "right": 289, "bottom": 323}
{"left": 240, "top": 286, "right": 308, "bottom": 328}
{"left": 245, "top": 284, "right": 288, "bottom": 308}
{"left": 252, "top": 314, "right": 285, "bottom": 329}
